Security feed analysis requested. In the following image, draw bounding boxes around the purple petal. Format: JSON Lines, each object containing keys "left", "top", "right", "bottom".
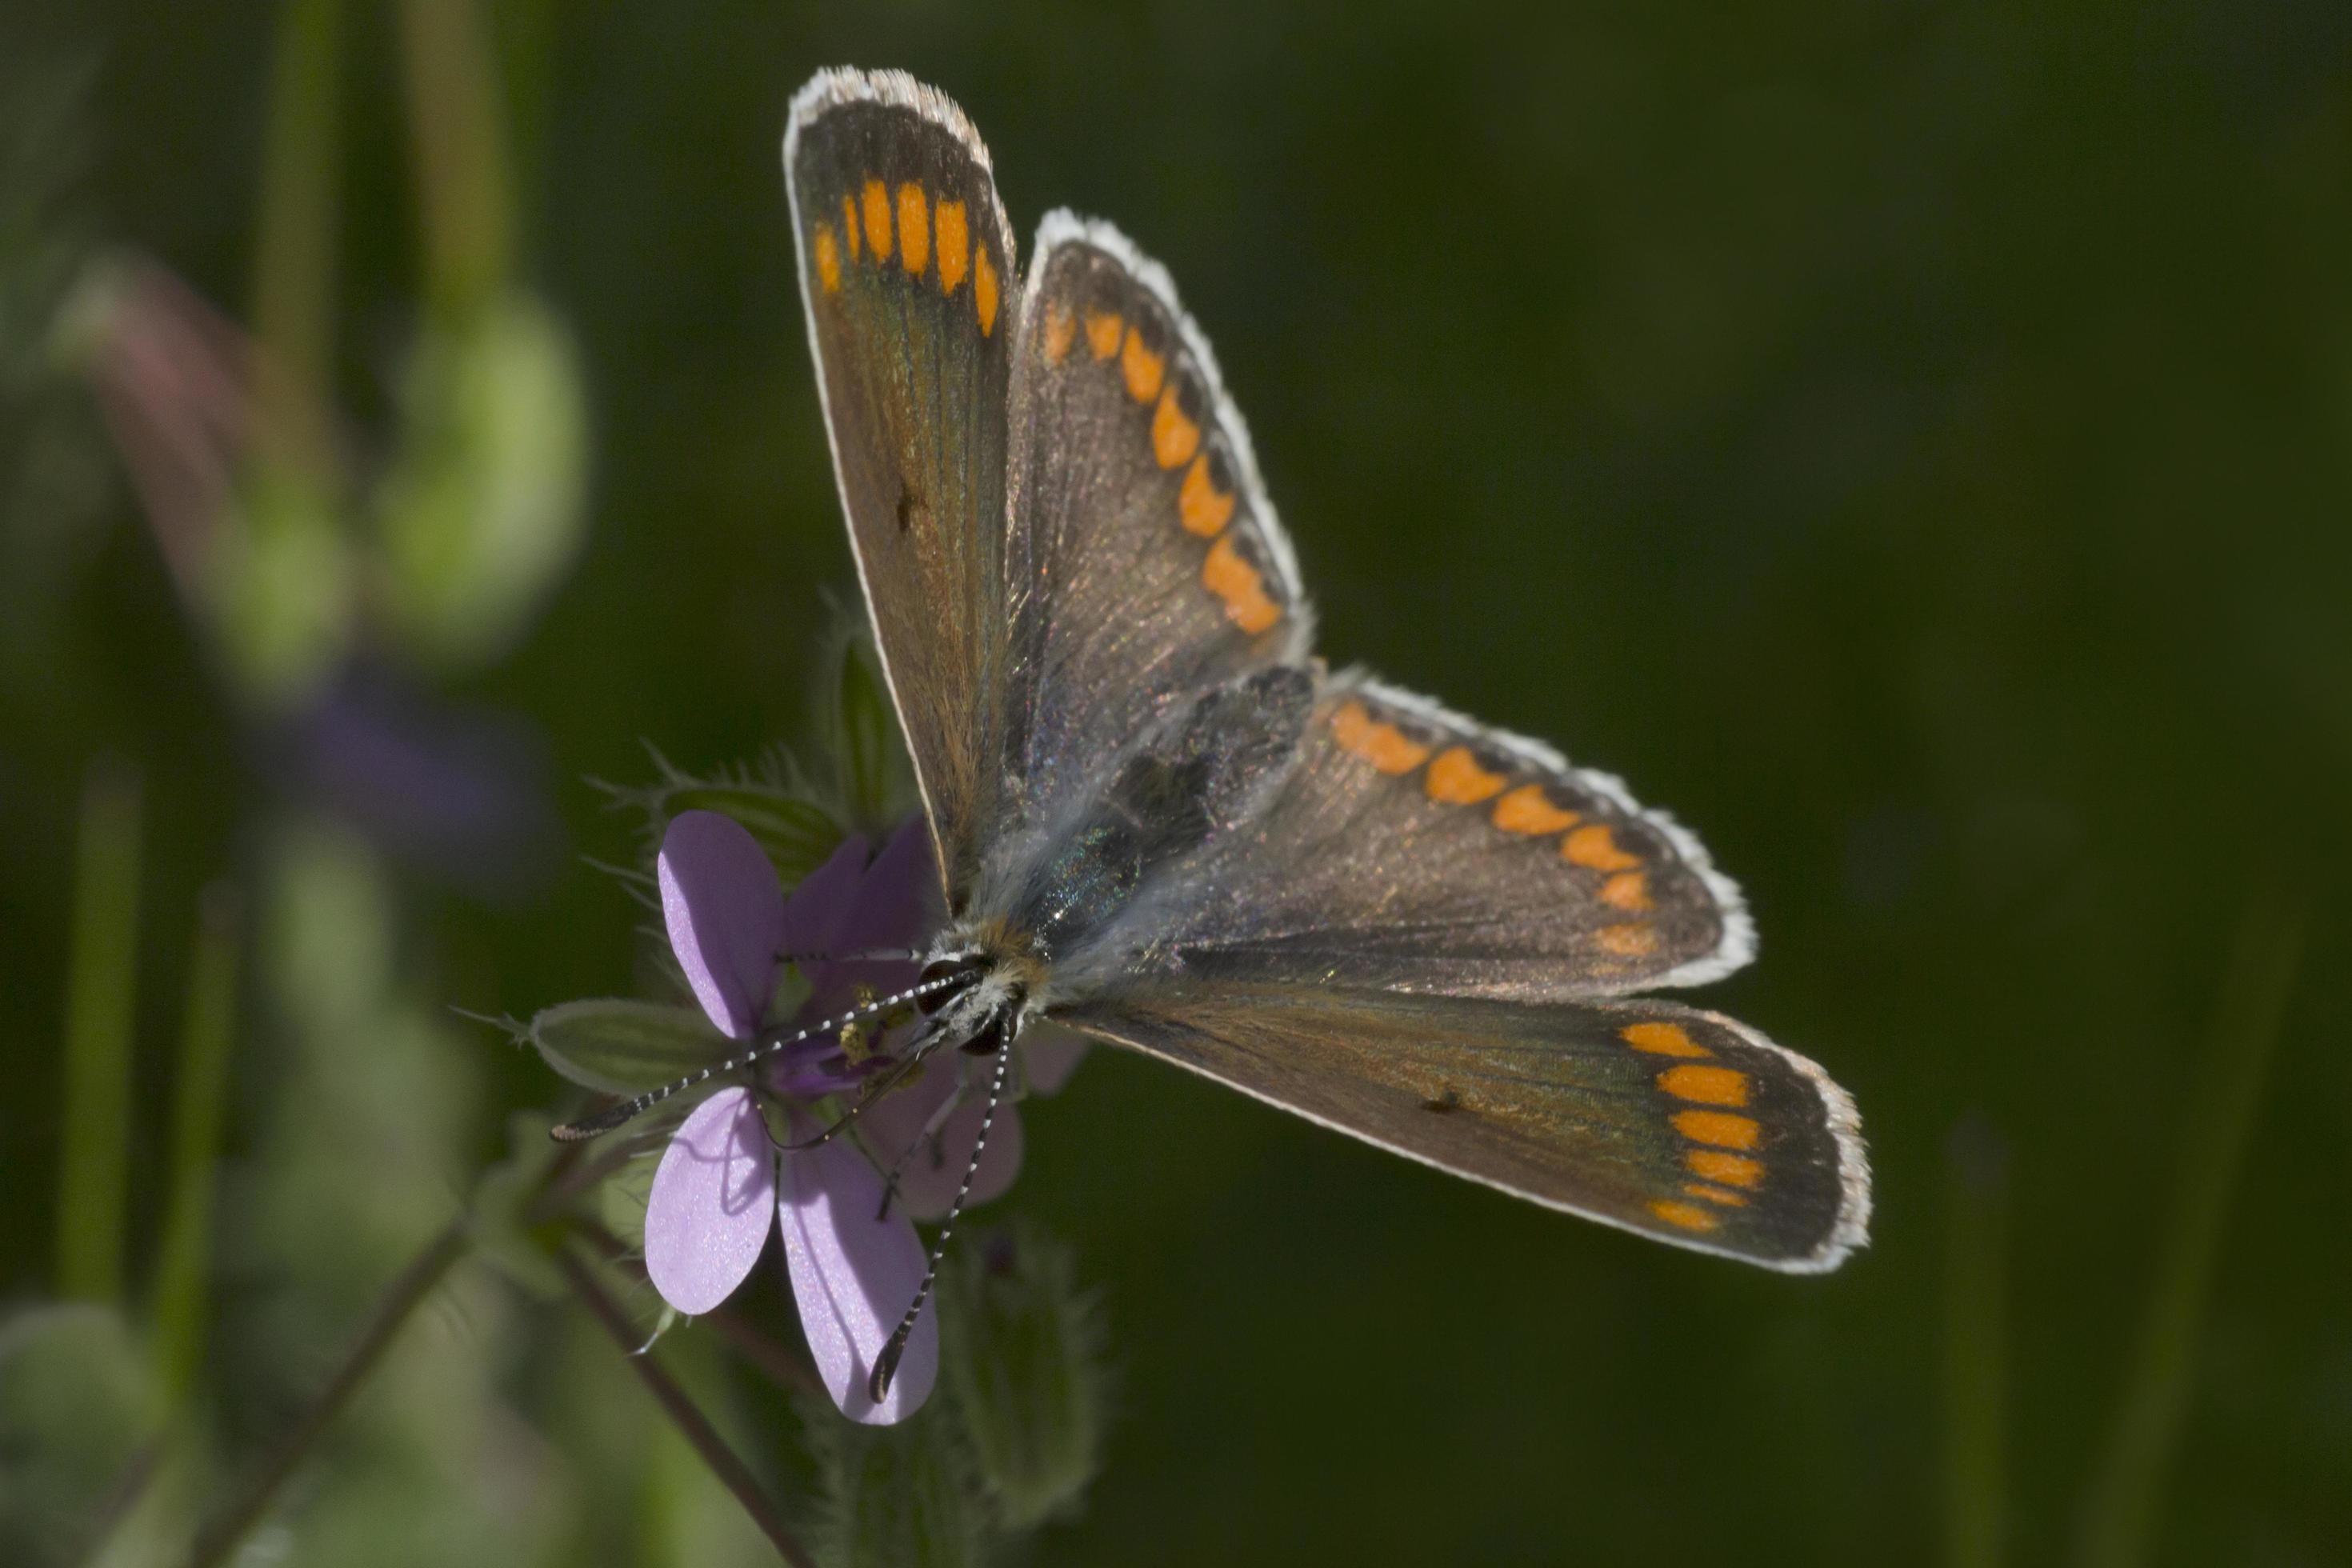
{"left": 805, "top": 816, "right": 935, "bottom": 1007}
{"left": 778, "top": 833, "right": 871, "bottom": 987}
{"left": 1019, "top": 1022, "right": 1090, "bottom": 1097}
{"left": 859, "top": 1062, "right": 1025, "bottom": 1221}
{"left": 643, "top": 1088, "right": 776, "bottom": 1316}
{"left": 660, "top": 812, "right": 788, "bottom": 1040}
{"left": 778, "top": 1118, "right": 939, "bottom": 1423}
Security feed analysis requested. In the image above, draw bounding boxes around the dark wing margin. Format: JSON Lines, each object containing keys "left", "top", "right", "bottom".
{"left": 785, "top": 68, "right": 1019, "bottom": 904}
{"left": 1100, "top": 671, "right": 1754, "bottom": 1003}
{"left": 1056, "top": 983, "right": 1868, "bottom": 1271}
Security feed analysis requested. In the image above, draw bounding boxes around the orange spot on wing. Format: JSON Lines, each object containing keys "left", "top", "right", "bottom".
{"left": 862, "top": 179, "right": 893, "bottom": 261}
{"left": 1620, "top": 1021, "right": 1711, "bottom": 1058}
{"left": 1660, "top": 1064, "right": 1750, "bottom": 1106}
{"left": 974, "top": 243, "right": 1000, "bottom": 336}
{"left": 1600, "top": 870, "right": 1653, "bottom": 910}
{"left": 1686, "top": 1182, "right": 1749, "bottom": 1207}
{"left": 1330, "top": 700, "right": 1431, "bottom": 774}
{"left": 842, "top": 195, "right": 861, "bottom": 259}
{"left": 1563, "top": 824, "right": 1641, "bottom": 872}
{"left": 1687, "top": 1150, "right": 1763, "bottom": 1189}
{"left": 1153, "top": 387, "right": 1202, "bottom": 468}
{"left": 1674, "top": 1110, "right": 1761, "bottom": 1150}
{"left": 1043, "top": 301, "right": 1077, "bottom": 364}
{"left": 1122, "top": 330, "right": 1166, "bottom": 402}
{"left": 1179, "top": 455, "right": 1234, "bottom": 537}
{"left": 896, "top": 183, "right": 930, "bottom": 275}
{"left": 1492, "top": 785, "right": 1579, "bottom": 834}
{"left": 934, "top": 200, "right": 970, "bottom": 294}
{"left": 1424, "top": 747, "right": 1507, "bottom": 804}
{"left": 1596, "top": 922, "right": 1659, "bottom": 957}
{"left": 814, "top": 223, "right": 842, "bottom": 293}
{"left": 1202, "top": 535, "right": 1282, "bottom": 634}
{"left": 1649, "top": 1198, "right": 1721, "bottom": 1233}
{"left": 1085, "top": 310, "right": 1124, "bottom": 360}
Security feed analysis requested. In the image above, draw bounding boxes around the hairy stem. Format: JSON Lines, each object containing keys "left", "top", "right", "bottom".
{"left": 558, "top": 1246, "right": 814, "bottom": 1567}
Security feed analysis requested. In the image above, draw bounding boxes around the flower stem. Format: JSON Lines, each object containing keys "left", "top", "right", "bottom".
{"left": 566, "top": 1215, "right": 824, "bottom": 1398}
{"left": 557, "top": 1246, "right": 815, "bottom": 1568}
{"left": 186, "top": 1217, "right": 470, "bottom": 1568}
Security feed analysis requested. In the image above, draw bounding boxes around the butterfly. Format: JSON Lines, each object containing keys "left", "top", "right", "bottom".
{"left": 561, "top": 68, "right": 1869, "bottom": 1364}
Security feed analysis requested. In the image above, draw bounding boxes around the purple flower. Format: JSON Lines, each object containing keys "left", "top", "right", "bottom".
{"left": 640, "top": 810, "right": 1082, "bottom": 1423}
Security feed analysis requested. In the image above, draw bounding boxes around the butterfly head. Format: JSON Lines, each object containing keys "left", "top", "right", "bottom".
{"left": 916, "top": 925, "right": 1046, "bottom": 1056}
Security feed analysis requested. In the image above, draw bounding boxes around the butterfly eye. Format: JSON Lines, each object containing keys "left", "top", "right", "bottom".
{"left": 916, "top": 954, "right": 986, "bottom": 1013}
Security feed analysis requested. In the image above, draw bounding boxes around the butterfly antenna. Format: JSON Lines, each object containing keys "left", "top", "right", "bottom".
{"left": 869, "top": 1039, "right": 1013, "bottom": 1405}
{"left": 549, "top": 973, "right": 962, "bottom": 1142}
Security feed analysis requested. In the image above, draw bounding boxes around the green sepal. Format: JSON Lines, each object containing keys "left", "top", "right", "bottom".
{"left": 524, "top": 998, "right": 726, "bottom": 1097}
{"left": 806, "top": 1398, "right": 987, "bottom": 1568}
{"left": 941, "top": 1222, "right": 1107, "bottom": 1530}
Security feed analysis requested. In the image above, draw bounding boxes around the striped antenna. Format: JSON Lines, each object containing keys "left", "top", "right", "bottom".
{"left": 548, "top": 972, "right": 966, "bottom": 1142}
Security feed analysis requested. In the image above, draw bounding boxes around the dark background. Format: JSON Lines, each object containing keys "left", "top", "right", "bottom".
{"left": 4, "top": 2, "right": 2348, "bottom": 1563}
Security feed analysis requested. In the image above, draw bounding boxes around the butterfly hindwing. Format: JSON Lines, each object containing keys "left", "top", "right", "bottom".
{"left": 1058, "top": 985, "right": 1868, "bottom": 1271}
{"left": 989, "top": 216, "right": 1310, "bottom": 874}
{"left": 786, "top": 69, "right": 1020, "bottom": 900}
{"left": 1117, "top": 672, "right": 1752, "bottom": 1002}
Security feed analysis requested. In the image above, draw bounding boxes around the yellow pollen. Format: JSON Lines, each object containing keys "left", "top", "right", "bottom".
{"left": 1492, "top": 784, "right": 1579, "bottom": 834}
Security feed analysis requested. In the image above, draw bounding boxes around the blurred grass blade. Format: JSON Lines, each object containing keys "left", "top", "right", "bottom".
{"left": 1942, "top": 1117, "right": 2007, "bottom": 1568}
{"left": 396, "top": 0, "right": 512, "bottom": 322}
{"left": 2071, "top": 888, "right": 2306, "bottom": 1568}
{"left": 56, "top": 761, "right": 142, "bottom": 1302}
{"left": 249, "top": 0, "right": 341, "bottom": 488}
{"left": 149, "top": 883, "right": 240, "bottom": 1415}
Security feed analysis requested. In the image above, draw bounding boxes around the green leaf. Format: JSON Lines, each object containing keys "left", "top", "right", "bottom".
{"left": 375, "top": 290, "right": 587, "bottom": 672}
{"left": 941, "top": 1222, "right": 1107, "bottom": 1530}
{"left": 834, "top": 637, "right": 904, "bottom": 832}
{"left": 527, "top": 998, "right": 725, "bottom": 1097}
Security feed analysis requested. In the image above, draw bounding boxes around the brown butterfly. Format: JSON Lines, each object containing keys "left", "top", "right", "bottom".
{"left": 561, "top": 70, "right": 1868, "bottom": 1380}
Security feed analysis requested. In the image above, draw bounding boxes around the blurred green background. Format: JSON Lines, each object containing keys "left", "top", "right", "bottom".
{"left": 3, "top": 1, "right": 2348, "bottom": 1564}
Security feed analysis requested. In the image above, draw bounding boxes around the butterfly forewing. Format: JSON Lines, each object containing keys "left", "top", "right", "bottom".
{"left": 990, "top": 218, "right": 1310, "bottom": 866}
{"left": 1060, "top": 985, "right": 1868, "bottom": 1271}
{"left": 786, "top": 70, "right": 1019, "bottom": 902}
{"left": 1118, "top": 673, "right": 1753, "bottom": 1002}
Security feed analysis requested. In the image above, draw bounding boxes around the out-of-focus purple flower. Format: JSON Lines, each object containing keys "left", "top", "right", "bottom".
{"left": 641, "top": 809, "right": 1082, "bottom": 1423}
